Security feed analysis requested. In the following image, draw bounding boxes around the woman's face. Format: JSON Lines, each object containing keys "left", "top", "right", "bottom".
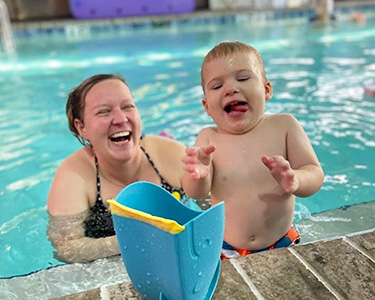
{"left": 75, "top": 79, "right": 142, "bottom": 161}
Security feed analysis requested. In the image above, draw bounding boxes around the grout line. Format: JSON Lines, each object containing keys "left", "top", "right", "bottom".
{"left": 100, "top": 285, "right": 110, "bottom": 300}
{"left": 288, "top": 248, "right": 344, "bottom": 300}
{"left": 343, "top": 237, "right": 375, "bottom": 264}
{"left": 229, "top": 259, "right": 265, "bottom": 300}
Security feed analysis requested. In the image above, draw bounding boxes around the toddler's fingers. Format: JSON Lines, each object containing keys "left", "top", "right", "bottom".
{"left": 183, "top": 164, "right": 196, "bottom": 173}
{"left": 181, "top": 155, "right": 198, "bottom": 164}
{"left": 191, "top": 172, "right": 200, "bottom": 181}
{"left": 185, "top": 147, "right": 198, "bottom": 155}
{"left": 261, "top": 155, "right": 275, "bottom": 170}
{"left": 203, "top": 145, "right": 216, "bottom": 155}
{"left": 183, "top": 165, "right": 200, "bottom": 180}
{"left": 261, "top": 155, "right": 270, "bottom": 164}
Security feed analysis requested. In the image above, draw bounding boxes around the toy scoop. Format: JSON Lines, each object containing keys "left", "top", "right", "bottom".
{"left": 108, "top": 181, "right": 224, "bottom": 300}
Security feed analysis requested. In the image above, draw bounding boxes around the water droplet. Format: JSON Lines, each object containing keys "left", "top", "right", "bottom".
{"left": 193, "top": 279, "right": 204, "bottom": 293}
{"left": 147, "top": 272, "right": 152, "bottom": 276}
{"left": 198, "top": 271, "right": 202, "bottom": 276}
{"left": 241, "top": 140, "right": 246, "bottom": 154}
{"left": 202, "top": 239, "right": 212, "bottom": 248}
{"left": 147, "top": 280, "right": 151, "bottom": 285}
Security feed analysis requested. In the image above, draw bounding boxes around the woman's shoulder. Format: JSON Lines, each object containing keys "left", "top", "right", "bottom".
{"left": 48, "top": 147, "right": 96, "bottom": 215}
{"left": 58, "top": 147, "right": 95, "bottom": 175}
{"left": 141, "top": 134, "right": 185, "bottom": 152}
{"left": 140, "top": 134, "right": 185, "bottom": 187}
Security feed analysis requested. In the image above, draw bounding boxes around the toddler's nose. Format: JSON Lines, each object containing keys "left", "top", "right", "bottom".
{"left": 223, "top": 80, "right": 239, "bottom": 97}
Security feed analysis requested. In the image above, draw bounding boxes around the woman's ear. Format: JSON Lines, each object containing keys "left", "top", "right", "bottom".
{"left": 265, "top": 80, "right": 273, "bottom": 101}
{"left": 74, "top": 119, "right": 87, "bottom": 140}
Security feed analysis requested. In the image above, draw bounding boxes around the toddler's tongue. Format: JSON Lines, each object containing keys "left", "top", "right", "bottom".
{"left": 225, "top": 102, "right": 249, "bottom": 114}
{"left": 230, "top": 104, "right": 248, "bottom": 112}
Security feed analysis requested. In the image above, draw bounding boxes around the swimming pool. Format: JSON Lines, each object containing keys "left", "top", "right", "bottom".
{"left": 1, "top": 9, "right": 375, "bottom": 278}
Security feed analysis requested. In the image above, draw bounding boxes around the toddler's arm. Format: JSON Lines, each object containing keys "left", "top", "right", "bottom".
{"left": 181, "top": 145, "right": 215, "bottom": 199}
{"left": 261, "top": 155, "right": 297, "bottom": 195}
{"left": 261, "top": 114, "right": 324, "bottom": 197}
{"left": 261, "top": 154, "right": 323, "bottom": 197}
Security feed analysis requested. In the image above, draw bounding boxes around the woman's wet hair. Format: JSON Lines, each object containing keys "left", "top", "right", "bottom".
{"left": 66, "top": 74, "right": 127, "bottom": 146}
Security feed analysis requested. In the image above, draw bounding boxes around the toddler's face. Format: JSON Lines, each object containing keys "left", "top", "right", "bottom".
{"left": 201, "top": 52, "right": 272, "bottom": 134}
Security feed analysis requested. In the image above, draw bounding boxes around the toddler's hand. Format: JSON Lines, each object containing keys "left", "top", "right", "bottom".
{"left": 182, "top": 145, "right": 215, "bottom": 180}
{"left": 261, "top": 155, "right": 298, "bottom": 194}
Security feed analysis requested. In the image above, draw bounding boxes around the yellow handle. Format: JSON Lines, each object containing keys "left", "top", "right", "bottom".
{"left": 108, "top": 199, "right": 185, "bottom": 234}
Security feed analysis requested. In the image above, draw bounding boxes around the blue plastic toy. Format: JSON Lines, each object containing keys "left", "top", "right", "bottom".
{"left": 108, "top": 181, "right": 224, "bottom": 300}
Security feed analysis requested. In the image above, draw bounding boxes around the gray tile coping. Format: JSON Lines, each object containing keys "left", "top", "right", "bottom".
{"left": 293, "top": 237, "right": 375, "bottom": 300}
{"left": 49, "top": 228, "right": 374, "bottom": 300}
{"left": 0, "top": 256, "right": 129, "bottom": 300}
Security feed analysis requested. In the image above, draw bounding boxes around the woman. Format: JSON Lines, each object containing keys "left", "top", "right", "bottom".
{"left": 47, "top": 74, "right": 186, "bottom": 263}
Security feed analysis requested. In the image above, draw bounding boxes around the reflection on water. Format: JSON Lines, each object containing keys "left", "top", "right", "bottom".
{"left": 0, "top": 19, "right": 375, "bottom": 277}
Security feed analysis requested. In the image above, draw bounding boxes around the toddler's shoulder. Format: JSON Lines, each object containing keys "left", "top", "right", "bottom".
{"left": 268, "top": 113, "right": 299, "bottom": 125}
{"left": 199, "top": 126, "right": 219, "bottom": 135}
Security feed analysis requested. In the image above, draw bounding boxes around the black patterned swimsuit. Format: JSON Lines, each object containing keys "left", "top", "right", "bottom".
{"left": 84, "top": 146, "right": 185, "bottom": 238}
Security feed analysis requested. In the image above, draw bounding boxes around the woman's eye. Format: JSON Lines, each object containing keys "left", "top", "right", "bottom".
{"left": 123, "top": 105, "right": 134, "bottom": 111}
{"left": 97, "top": 109, "right": 110, "bottom": 115}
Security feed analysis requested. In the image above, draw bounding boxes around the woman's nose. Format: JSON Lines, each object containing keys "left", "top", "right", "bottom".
{"left": 112, "top": 108, "right": 128, "bottom": 124}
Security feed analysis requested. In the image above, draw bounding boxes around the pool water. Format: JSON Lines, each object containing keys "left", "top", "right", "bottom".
{"left": 1, "top": 17, "right": 375, "bottom": 278}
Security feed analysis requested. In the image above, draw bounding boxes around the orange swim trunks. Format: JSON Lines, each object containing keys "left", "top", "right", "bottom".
{"left": 221, "top": 226, "right": 300, "bottom": 260}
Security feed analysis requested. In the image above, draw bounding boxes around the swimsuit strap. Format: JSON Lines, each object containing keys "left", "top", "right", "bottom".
{"left": 94, "top": 155, "right": 102, "bottom": 204}
{"left": 139, "top": 145, "right": 184, "bottom": 197}
{"left": 140, "top": 146, "right": 170, "bottom": 191}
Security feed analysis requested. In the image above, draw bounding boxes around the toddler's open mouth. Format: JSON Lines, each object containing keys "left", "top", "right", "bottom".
{"left": 224, "top": 101, "right": 249, "bottom": 114}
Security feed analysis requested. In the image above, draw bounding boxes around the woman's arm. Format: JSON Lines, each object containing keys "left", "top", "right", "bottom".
{"left": 47, "top": 212, "right": 119, "bottom": 263}
{"left": 47, "top": 149, "right": 120, "bottom": 263}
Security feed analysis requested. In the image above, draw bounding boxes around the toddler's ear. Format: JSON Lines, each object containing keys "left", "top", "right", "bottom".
{"left": 265, "top": 80, "right": 273, "bottom": 101}
{"left": 202, "top": 98, "right": 211, "bottom": 116}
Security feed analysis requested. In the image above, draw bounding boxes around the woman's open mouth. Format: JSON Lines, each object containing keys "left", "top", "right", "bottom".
{"left": 109, "top": 131, "right": 131, "bottom": 143}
